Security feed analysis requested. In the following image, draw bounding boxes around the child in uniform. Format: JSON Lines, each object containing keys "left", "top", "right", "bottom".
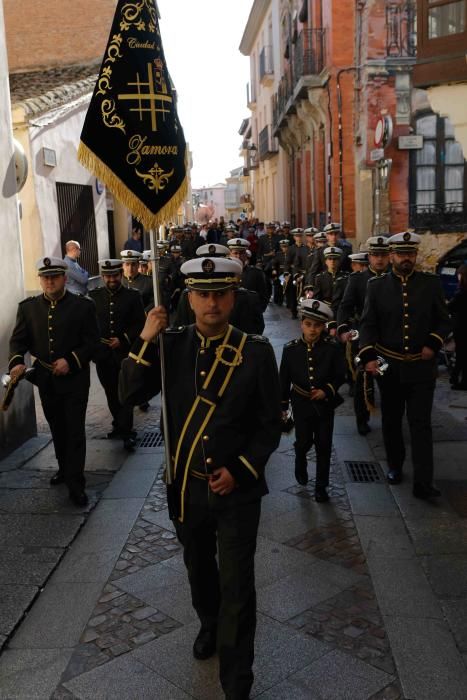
{"left": 280, "top": 299, "right": 346, "bottom": 502}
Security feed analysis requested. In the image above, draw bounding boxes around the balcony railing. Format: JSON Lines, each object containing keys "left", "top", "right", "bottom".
{"left": 409, "top": 203, "right": 467, "bottom": 232}
{"left": 272, "top": 29, "right": 325, "bottom": 131}
{"left": 386, "top": 1, "right": 417, "bottom": 58}
{"left": 259, "top": 45, "right": 274, "bottom": 82}
{"left": 259, "top": 125, "right": 279, "bottom": 160}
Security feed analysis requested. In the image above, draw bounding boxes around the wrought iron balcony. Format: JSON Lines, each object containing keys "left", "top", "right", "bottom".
{"left": 259, "top": 45, "right": 274, "bottom": 84}
{"left": 386, "top": 1, "right": 417, "bottom": 59}
{"left": 259, "top": 125, "right": 279, "bottom": 160}
{"left": 272, "top": 29, "right": 325, "bottom": 133}
{"left": 409, "top": 203, "right": 467, "bottom": 233}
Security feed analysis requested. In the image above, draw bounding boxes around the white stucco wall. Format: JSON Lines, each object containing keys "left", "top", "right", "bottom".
{"left": 28, "top": 102, "right": 109, "bottom": 269}
{"left": 0, "top": 0, "right": 36, "bottom": 454}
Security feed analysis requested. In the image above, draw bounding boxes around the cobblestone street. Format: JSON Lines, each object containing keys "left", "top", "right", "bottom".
{"left": 1, "top": 306, "right": 467, "bottom": 699}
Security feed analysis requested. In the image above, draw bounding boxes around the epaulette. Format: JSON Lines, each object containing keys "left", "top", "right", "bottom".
{"left": 164, "top": 326, "right": 186, "bottom": 334}
{"left": 19, "top": 296, "right": 35, "bottom": 305}
{"left": 368, "top": 273, "right": 386, "bottom": 282}
{"left": 247, "top": 334, "right": 270, "bottom": 344}
{"left": 284, "top": 338, "right": 300, "bottom": 348}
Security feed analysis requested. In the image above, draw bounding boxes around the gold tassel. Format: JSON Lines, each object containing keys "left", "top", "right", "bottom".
{"left": 363, "top": 371, "right": 377, "bottom": 414}
{"left": 77, "top": 141, "right": 188, "bottom": 229}
{"left": 346, "top": 340, "right": 357, "bottom": 383}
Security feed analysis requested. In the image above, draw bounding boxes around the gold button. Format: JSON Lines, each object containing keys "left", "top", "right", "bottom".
{"left": 50, "top": 338, "right": 53, "bottom": 342}
{"left": 199, "top": 349, "right": 205, "bottom": 355}
{"left": 203, "top": 435, "right": 209, "bottom": 441}
{"left": 404, "top": 347, "right": 409, "bottom": 351}
{"left": 48, "top": 315, "right": 52, "bottom": 319}
{"left": 404, "top": 303, "right": 408, "bottom": 308}
{"left": 405, "top": 325, "right": 409, "bottom": 329}
{"left": 404, "top": 336, "right": 409, "bottom": 340}
{"left": 49, "top": 327, "right": 52, "bottom": 331}
{"left": 200, "top": 371, "right": 207, "bottom": 377}
{"left": 206, "top": 458, "right": 213, "bottom": 465}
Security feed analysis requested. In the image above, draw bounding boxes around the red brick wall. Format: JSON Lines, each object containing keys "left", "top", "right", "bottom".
{"left": 4, "top": 0, "right": 117, "bottom": 71}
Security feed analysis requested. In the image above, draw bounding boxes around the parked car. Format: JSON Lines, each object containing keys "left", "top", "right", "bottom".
{"left": 436, "top": 238, "right": 467, "bottom": 300}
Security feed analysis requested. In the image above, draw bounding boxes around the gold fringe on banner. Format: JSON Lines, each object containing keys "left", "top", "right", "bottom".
{"left": 77, "top": 141, "right": 188, "bottom": 230}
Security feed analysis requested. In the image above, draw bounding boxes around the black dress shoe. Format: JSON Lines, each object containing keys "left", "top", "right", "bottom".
{"left": 123, "top": 437, "right": 137, "bottom": 452}
{"left": 357, "top": 422, "right": 371, "bottom": 436}
{"left": 107, "top": 429, "right": 122, "bottom": 440}
{"left": 294, "top": 459, "right": 308, "bottom": 486}
{"left": 50, "top": 472, "right": 65, "bottom": 486}
{"left": 193, "top": 627, "right": 217, "bottom": 660}
{"left": 387, "top": 469, "right": 403, "bottom": 485}
{"left": 413, "top": 483, "right": 441, "bottom": 500}
{"left": 315, "top": 487, "right": 329, "bottom": 503}
{"left": 69, "top": 490, "right": 89, "bottom": 507}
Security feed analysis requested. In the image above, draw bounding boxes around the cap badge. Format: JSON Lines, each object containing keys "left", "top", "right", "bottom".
{"left": 105, "top": 260, "right": 111, "bottom": 268}
{"left": 208, "top": 245, "right": 216, "bottom": 255}
{"left": 403, "top": 232, "right": 411, "bottom": 242}
{"left": 43, "top": 258, "right": 51, "bottom": 267}
{"left": 312, "top": 300, "right": 320, "bottom": 311}
{"left": 202, "top": 258, "right": 215, "bottom": 274}
{"left": 377, "top": 237, "right": 384, "bottom": 245}
{"left": 127, "top": 251, "right": 133, "bottom": 258}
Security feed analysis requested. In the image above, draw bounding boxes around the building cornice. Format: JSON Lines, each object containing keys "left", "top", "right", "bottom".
{"left": 239, "top": 0, "right": 271, "bottom": 56}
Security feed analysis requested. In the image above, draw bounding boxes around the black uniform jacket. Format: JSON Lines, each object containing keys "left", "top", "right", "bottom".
{"left": 120, "top": 325, "right": 282, "bottom": 515}
{"left": 257, "top": 234, "right": 280, "bottom": 265}
{"left": 122, "top": 273, "right": 153, "bottom": 308}
{"left": 173, "top": 288, "right": 265, "bottom": 335}
{"left": 241, "top": 265, "right": 269, "bottom": 311}
{"left": 90, "top": 285, "right": 146, "bottom": 364}
{"left": 289, "top": 244, "right": 308, "bottom": 275}
{"left": 9, "top": 291, "right": 99, "bottom": 393}
{"left": 313, "top": 271, "right": 349, "bottom": 317}
{"left": 272, "top": 250, "right": 290, "bottom": 275}
{"left": 337, "top": 268, "right": 385, "bottom": 334}
{"left": 359, "top": 270, "right": 452, "bottom": 367}
{"left": 280, "top": 336, "right": 346, "bottom": 416}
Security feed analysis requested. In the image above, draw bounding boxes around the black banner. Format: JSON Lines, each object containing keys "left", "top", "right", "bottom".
{"left": 78, "top": 0, "right": 187, "bottom": 228}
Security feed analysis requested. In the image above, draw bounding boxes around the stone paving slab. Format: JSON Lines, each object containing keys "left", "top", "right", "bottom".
{"left": 0, "top": 435, "right": 51, "bottom": 473}
{"left": 403, "top": 517, "right": 467, "bottom": 555}
{"left": 346, "top": 484, "right": 400, "bottom": 518}
{"left": 22, "top": 440, "right": 127, "bottom": 474}
{"left": 388, "top": 481, "right": 457, "bottom": 520}
{"left": 384, "top": 615, "right": 467, "bottom": 700}
{"left": 51, "top": 548, "right": 121, "bottom": 585}
{"left": 0, "top": 648, "right": 74, "bottom": 700}
{"left": 0, "top": 488, "right": 96, "bottom": 514}
{"left": 0, "top": 513, "right": 85, "bottom": 548}
{"left": 257, "top": 572, "right": 343, "bottom": 622}
{"left": 69, "top": 498, "right": 144, "bottom": 556}
{"left": 368, "top": 557, "right": 443, "bottom": 620}
{"left": 0, "top": 546, "right": 63, "bottom": 585}
{"left": 420, "top": 554, "right": 467, "bottom": 597}
{"left": 258, "top": 500, "right": 342, "bottom": 543}
{"left": 0, "top": 585, "right": 38, "bottom": 638}
{"left": 440, "top": 599, "right": 467, "bottom": 653}
{"left": 257, "top": 649, "right": 394, "bottom": 700}
{"left": 9, "top": 581, "right": 104, "bottom": 649}
{"left": 63, "top": 653, "right": 192, "bottom": 699}
{"left": 353, "top": 516, "right": 414, "bottom": 560}
{"left": 100, "top": 462, "right": 155, "bottom": 499}
{"left": 115, "top": 564, "right": 196, "bottom": 626}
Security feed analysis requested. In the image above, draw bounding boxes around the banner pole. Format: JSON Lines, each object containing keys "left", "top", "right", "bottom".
{"left": 150, "top": 229, "right": 173, "bottom": 491}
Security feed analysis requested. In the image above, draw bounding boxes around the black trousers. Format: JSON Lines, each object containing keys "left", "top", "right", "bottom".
{"left": 293, "top": 402, "right": 334, "bottom": 488}
{"left": 272, "top": 277, "right": 284, "bottom": 305}
{"left": 377, "top": 363, "right": 436, "bottom": 485}
{"left": 39, "top": 382, "right": 89, "bottom": 492}
{"left": 175, "top": 483, "right": 261, "bottom": 700}
{"left": 354, "top": 369, "right": 370, "bottom": 426}
{"left": 96, "top": 359, "right": 133, "bottom": 437}
{"left": 285, "top": 281, "right": 298, "bottom": 316}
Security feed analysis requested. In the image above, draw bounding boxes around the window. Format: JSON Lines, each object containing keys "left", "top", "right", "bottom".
{"left": 428, "top": 0, "right": 465, "bottom": 38}
{"left": 410, "top": 112, "right": 467, "bottom": 231}
{"left": 414, "top": 0, "right": 467, "bottom": 85}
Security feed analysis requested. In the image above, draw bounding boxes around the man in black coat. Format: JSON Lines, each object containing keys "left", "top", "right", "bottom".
{"left": 337, "top": 237, "right": 390, "bottom": 434}
{"left": 227, "top": 238, "right": 269, "bottom": 311}
{"left": 8, "top": 257, "right": 99, "bottom": 506}
{"left": 312, "top": 246, "right": 349, "bottom": 317}
{"left": 120, "top": 256, "right": 281, "bottom": 700}
{"left": 306, "top": 223, "right": 352, "bottom": 284}
{"left": 90, "top": 259, "right": 146, "bottom": 450}
{"left": 121, "top": 249, "right": 154, "bottom": 308}
{"left": 359, "top": 231, "right": 452, "bottom": 498}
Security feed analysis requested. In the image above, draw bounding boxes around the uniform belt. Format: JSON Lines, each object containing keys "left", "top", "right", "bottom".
{"left": 38, "top": 359, "right": 54, "bottom": 371}
{"left": 189, "top": 468, "right": 210, "bottom": 480}
{"left": 292, "top": 383, "right": 312, "bottom": 399}
{"left": 375, "top": 344, "right": 422, "bottom": 362}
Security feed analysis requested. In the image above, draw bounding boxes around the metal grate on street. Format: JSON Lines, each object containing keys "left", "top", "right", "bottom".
{"left": 345, "top": 461, "right": 384, "bottom": 483}
{"left": 137, "top": 431, "right": 164, "bottom": 448}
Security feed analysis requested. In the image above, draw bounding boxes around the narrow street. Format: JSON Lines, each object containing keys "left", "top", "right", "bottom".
{"left": 1, "top": 306, "right": 467, "bottom": 699}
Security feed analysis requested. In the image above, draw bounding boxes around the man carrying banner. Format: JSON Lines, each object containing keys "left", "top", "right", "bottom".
{"left": 120, "top": 256, "right": 282, "bottom": 699}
